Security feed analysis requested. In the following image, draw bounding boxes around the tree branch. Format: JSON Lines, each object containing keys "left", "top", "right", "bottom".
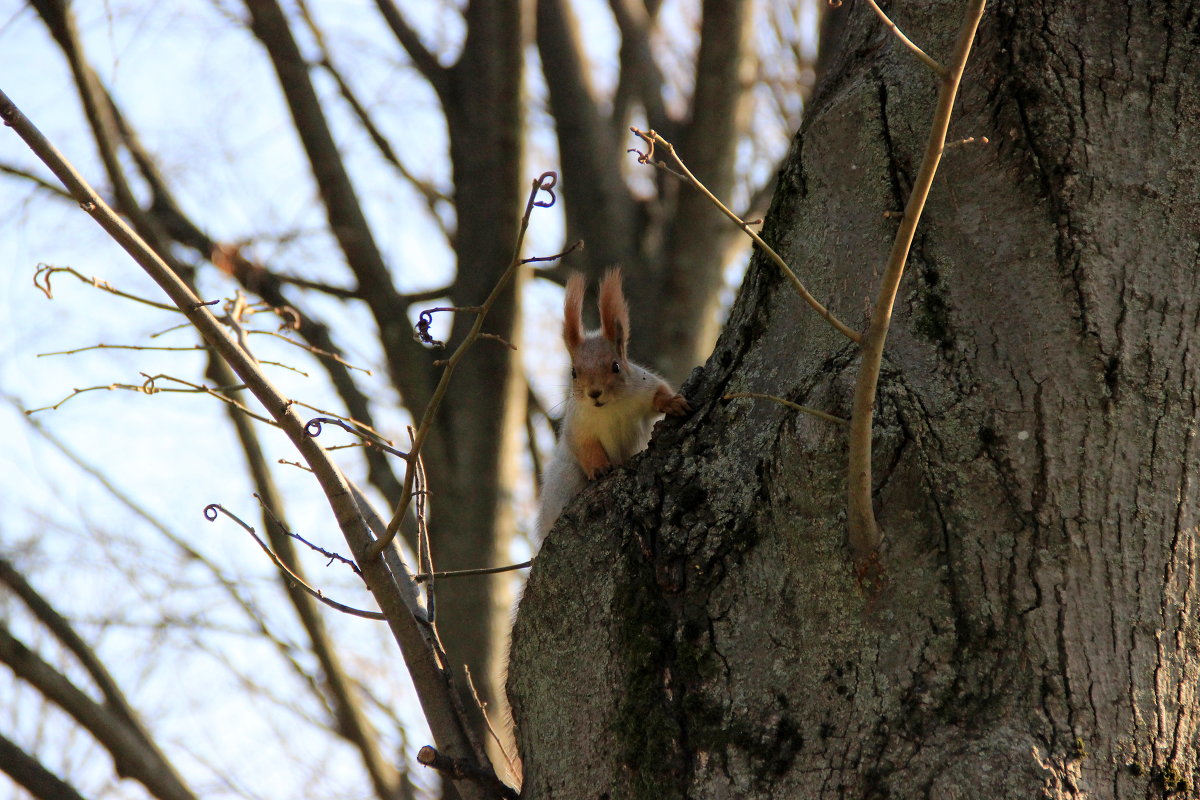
{"left": 631, "top": 128, "right": 861, "bottom": 344}
{"left": 207, "top": 351, "right": 404, "bottom": 800}
{"left": 0, "top": 732, "right": 89, "bottom": 800}
{"left": 373, "top": 172, "right": 561, "bottom": 556}
{"left": 536, "top": 0, "right": 639, "bottom": 273}
{"left": 609, "top": 0, "right": 671, "bottom": 136}
{"left": 296, "top": 0, "right": 454, "bottom": 244}
{"left": 863, "top": 0, "right": 947, "bottom": 76}
{"left": 372, "top": 0, "right": 452, "bottom": 99}
{"left": 242, "top": 0, "right": 437, "bottom": 424}
{"left": 0, "top": 624, "right": 196, "bottom": 800}
{"left": 846, "top": 0, "right": 987, "bottom": 562}
{"left": 0, "top": 88, "right": 496, "bottom": 800}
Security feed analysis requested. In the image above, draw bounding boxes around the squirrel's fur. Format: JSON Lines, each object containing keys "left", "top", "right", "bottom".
{"left": 536, "top": 269, "right": 689, "bottom": 539}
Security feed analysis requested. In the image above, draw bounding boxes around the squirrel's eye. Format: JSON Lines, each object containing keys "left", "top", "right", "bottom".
{"left": 611, "top": 361, "right": 621, "bottom": 374}
{"left": 570, "top": 366, "right": 577, "bottom": 379}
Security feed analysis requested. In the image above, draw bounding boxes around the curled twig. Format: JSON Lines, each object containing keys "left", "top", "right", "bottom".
{"left": 33, "top": 263, "right": 181, "bottom": 312}
{"left": 372, "top": 171, "right": 561, "bottom": 558}
{"left": 305, "top": 416, "right": 409, "bottom": 459}
{"left": 532, "top": 171, "right": 557, "bottom": 207}
{"left": 204, "top": 503, "right": 383, "bottom": 620}
{"left": 414, "top": 306, "right": 482, "bottom": 348}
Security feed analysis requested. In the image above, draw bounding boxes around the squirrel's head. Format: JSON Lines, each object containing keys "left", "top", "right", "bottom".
{"left": 563, "top": 268, "right": 630, "bottom": 408}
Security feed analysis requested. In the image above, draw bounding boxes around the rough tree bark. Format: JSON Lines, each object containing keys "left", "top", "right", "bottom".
{"left": 509, "top": 1, "right": 1200, "bottom": 797}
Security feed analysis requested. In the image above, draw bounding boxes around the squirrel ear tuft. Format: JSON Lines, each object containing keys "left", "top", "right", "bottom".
{"left": 598, "top": 267, "right": 629, "bottom": 358}
{"left": 563, "top": 272, "right": 586, "bottom": 351}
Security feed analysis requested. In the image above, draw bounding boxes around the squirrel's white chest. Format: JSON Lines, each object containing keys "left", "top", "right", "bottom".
{"left": 570, "top": 390, "right": 659, "bottom": 465}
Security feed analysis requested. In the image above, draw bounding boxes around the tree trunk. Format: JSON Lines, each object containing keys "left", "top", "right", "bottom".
{"left": 508, "top": 1, "right": 1200, "bottom": 797}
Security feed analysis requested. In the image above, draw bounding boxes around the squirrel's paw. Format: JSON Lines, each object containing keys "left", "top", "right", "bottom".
{"left": 576, "top": 439, "right": 613, "bottom": 480}
{"left": 656, "top": 392, "right": 691, "bottom": 417}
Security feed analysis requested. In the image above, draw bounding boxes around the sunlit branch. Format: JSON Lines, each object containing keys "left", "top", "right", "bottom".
{"left": 629, "top": 128, "right": 862, "bottom": 345}
{"left": 863, "top": 0, "right": 947, "bottom": 76}
{"left": 847, "top": 0, "right": 987, "bottom": 562}
{"left": 414, "top": 561, "right": 534, "bottom": 584}
{"left": 33, "top": 263, "right": 182, "bottom": 312}
{"left": 248, "top": 330, "right": 373, "bottom": 375}
{"left": 305, "top": 416, "right": 409, "bottom": 460}
{"left": 254, "top": 493, "right": 362, "bottom": 576}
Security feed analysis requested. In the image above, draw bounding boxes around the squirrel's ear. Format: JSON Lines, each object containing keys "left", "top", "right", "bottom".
{"left": 563, "top": 272, "right": 586, "bottom": 351}
{"left": 598, "top": 267, "right": 629, "bottom": 359}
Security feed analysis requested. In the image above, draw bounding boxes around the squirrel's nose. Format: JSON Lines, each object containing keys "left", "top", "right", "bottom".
{"left": 588, "top": 389, "right": 602, "bottom": 399}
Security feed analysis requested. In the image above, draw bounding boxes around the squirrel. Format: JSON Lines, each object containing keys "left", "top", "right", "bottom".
{"left": 535, "top": 268, "right": 690, "bottom": 539}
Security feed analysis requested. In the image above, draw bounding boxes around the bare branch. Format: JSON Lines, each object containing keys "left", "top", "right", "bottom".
{"left": 305, "top": 416, "right": 410, "bottom": 460}
{"left": 0, "top": 624, "right": 196, "bottom": 800}
{"left": 33, "top": 264, "right": 181, "bottom": 312}
{"left": 464, "top": 664, "right": 522, "bottom": 785}
{"left": 723, "top": 392, "right": 849, "bottom": 426}
{"left": 0, "top": 161, "right": 74, "bottom": 200}
{"left": 295, "top": 0, "right": 454, "bottom": 243}
{"left": 372, "top": 172, "right": 561, "bottom": 557}
{"left": 863, "top": 0, "right": 947, "bottom": 75}
{"left": 417, "top": 745, "right": 519, "bottom": 800}
{"left": 630, "top": 128, "right": 862, "bottom": 344}
{"left": 414, "top": 561, "right": 533, "bottom": 584}
{"left": 203, "top": 504, "right": 386, "bottom": 620}
{"left": 247, "top": 330, "right": 373, "bottom": 375}
{"left": 609, "top": 0, "right": 671, "bottom": 135}
{"left": 847, "top": 0, "right": 987, "bottom": 562}
{"left": 0, "top": 731, "right": 89, "bottom": 800}
{"left": 0, "top": 88, "right": 495, "bottom": 800}
{"left": 372, "top": 0, "right": 451, "bottom": 97}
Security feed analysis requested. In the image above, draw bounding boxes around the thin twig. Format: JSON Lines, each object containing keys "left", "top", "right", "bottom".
{"left": 847, "top": 0, "right": 987, "bottom": 562}
{"left": 411, "top": 426, "right": 435, "bottom": 622}
{"left": 413, "top": 561, "right": 533, "bottom": 584}
{"left": 248, "top": 330, "right": 373, "bottom": 374}
{"left": 33, "top": 263, "right": 182, "bottom": 312}
{"left": 205, "top": 503, "right": 384, "bottom": 620}
{"left": 521, "top": 240, "right": 583, "bottom": 265}
{"left": 25, "top": 372, "right": 278, "bottom": 426}
{"left": 629, "top": 129, "right": 862, "bottom": 345}
{"left": 0, "top": 161, "right": 75, "bottom": 199}
{"left": 464, "top": 665, "right": 521, "bottom": 783}
{"left": 305, "top": 416, "right": 409, "bottom": 459}
{"left": 371, "top": 172, "right": 561, "bottom": 558}
{"left": 253, "top": 493, "right": 362, "bottom": 577}
{"left": 38, "top": 342, "right": 213, "bottom": 358}
{"left": 723, "top": 392, "right": 849, "bottom": 426}
{"left": 863, "top": 0, "right": 947, "bottom": 76}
